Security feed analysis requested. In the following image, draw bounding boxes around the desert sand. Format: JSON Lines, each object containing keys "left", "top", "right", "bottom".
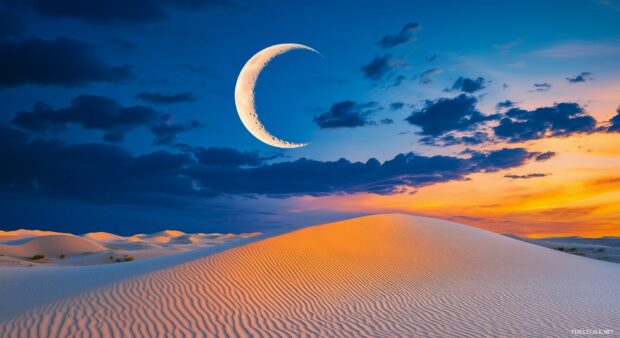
{"left": 0, "top": 229, "right": 260, "bottom": 267}
{"left": 511, "top": 235, "right": 620, "bottom": 264}
{"left": 1, "top": 214, "right": 619, "bottom": 337}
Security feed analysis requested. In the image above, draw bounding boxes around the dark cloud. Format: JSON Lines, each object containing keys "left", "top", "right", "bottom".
{"left": 151, "top": 118, "right": 200, "bottom": 145}
{"left": 361, "top": 54, "right": 402, "bottom": 81}
{"left": 567, "top": 72, "right": 594, "bottom": 83}
{"left": 0, "top": 37, "right": 132, "bottom": 87}
{"left": 380, "top": 118, "right": 394, "bottom": 125}
{"left": 450, "top": 76, "right": 487, "bottom": 93}
{"left": 419, "top": 132, "right": 490, "bottom": 147}
{"left": 0, "top": 125, "right": 542, "bottom": 204}
{"left": 192, "top": 147, "right": 274, "bottom": 167}
{"left": 418, "top": 68, "right": 442, "bottom": 84}
{"left": 0, "top": 125, "right": 202, "bottom": 206}
{"left": 493, "top": 102, "right": 597, "bottom": 142}
{"left": 314, "top": 101, "right": 381, "bottom": 129}
{"left": 7, "top": 0, "right": 236, "bottom": 25}
{"left": 608, "top": 107, "right": 620, "bottom": 132}
{"left": 504, "top": 173, "right": 548, "bottom": 180}
{"left": 467, "top": 148, "right": 540, "bottom": 173}
{"left": 390, "top": 102, "right": 405, "bottom": 111}
{"left": 11, "top": 95, "right": 197, "bottom": 144}
{"left": 535, "top": 151, "right": 556, "bottom": 161}
{"left": 0, "top": 10, "right": 24, "bottom": 37}
{"left": 533, "top": 83, "right": 551, "bottom": 92}
{"left": 405, "top": 94, "right": 497, "bottom": 137}
{"left": 187, "top": 147, "right": 541, "bottom": 197}
{"left": 379, "top": 22, "right": 420, "bottom": 48}
{"left": 496, "top": 100, "right": 515, "bottom": 110}
{"left": 12, "top": 95, "right": 159, "bottom": 142}
{"left": 428, "top": 54, "right": 439, "bottom": 62}
{"left": 390, "top": 74, "right": 407, "bottom": 87}
{"left": 136, "top": 92, "right": 198, "bottom": 104}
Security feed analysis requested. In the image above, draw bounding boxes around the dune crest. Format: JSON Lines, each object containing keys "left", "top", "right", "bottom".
{"left": 0, "top": 234, "right": 105, "bottom": 257}
{"left": 1, "top": 214, "right": 619, "bottom": 337}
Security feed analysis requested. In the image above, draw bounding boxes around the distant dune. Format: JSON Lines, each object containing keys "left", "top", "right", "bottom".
{"left": 0, "top": 214, "right": 619, "bottom": 337}
{"left": 0, "top": 229, "right": 260, "bottom": 267}
{"left": 0, "top": 234, "right": 105, "bottom": 257}
{"left": 509, "top": 235, "right": 620, "bottom": 264}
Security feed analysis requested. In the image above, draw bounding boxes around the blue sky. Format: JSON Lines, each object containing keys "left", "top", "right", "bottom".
{"left": 1, "top": 0, "right": 620, "bottom": 235}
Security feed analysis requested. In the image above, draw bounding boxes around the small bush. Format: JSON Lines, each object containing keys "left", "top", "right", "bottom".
{"left": 29, "top": 254, "right": 45, "bottom": 260}
{"left": 59, "top": 254, "right": 65, "bottom": 259}
{"left": 597, "top": 248, "right": 606, "bottom": 253}
{"left": 567, "top": 247, "right": 577, "bottom": 252}
{"left": 115, "top": 258, "right": 122, "bottom": 263}
{"left": 123, "top": 256, "right": 134, "bottom": 262}
{"left": 557, "top": 247, "right": 565, "bottom": 251}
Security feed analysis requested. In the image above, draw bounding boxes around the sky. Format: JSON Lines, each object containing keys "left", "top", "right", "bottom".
{"left": 1, "top": 0, "right": 619, "bottom": 237}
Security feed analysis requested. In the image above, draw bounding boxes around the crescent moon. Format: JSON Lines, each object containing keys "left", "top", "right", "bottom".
{"left": 234, "top": 43, "right": 320, "bottom": 148}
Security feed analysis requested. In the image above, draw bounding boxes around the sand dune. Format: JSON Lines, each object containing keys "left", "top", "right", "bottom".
{"left": 1, "top": 214, "right": 619, "bottom": 337}
{"left": 0, "top": 234, "right": 106, "bottom": 257}
{"left": 0, "top": 229, "right": 64, "bottom": 242}
{"left": 0, "top": 229, "right": 261, "bottom": 267}
{"left": 82, "top": 232, "right": 126, "bottom": 242}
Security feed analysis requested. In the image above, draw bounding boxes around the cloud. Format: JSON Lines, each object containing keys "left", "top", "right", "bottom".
{"left": 493, "top": 103, "right": 597, "bottom": 142}
{"left": 380, "top": 118, "right": 394, "bottom": 125}
{"left": 496, "top": 100, "right": 515, "bottom": 110}
{"left": 405, "top": 94, "right": 497, "bottom": 137}
{"left": 8, "top": 0, "right": 236, "bottom": 25}
{"left": 379, "top": 22, "right": 421, "bottom": 48}
{"left": 534, "top": 40, "right": 620, "bottom": 58}
{"left": 191, "top": 147, "right": 275, "bottom": 167}
{"left": 360, "top": 54, "right": 403, "bottom": 81}
{"left": 417, "top": 68, "right": 442, "bottom": 84}
{"left": 532, "top": 83, "right": 551, "bottom": 92}
{"left": 11, "top": 95, "right": 197, "bottom": 144}
{"left": 608, "top": 107, "right": 620, "bottom": 132}
{"left": 0, "top": 125, "right": 203, "bottom": 206}
{"left": 390, "top": 102, "right": 405, "bottom": 111}
{"left": 535, "top": 151, "right": 556, "bottom": 161}
{"left": 136, "top": 92, "right": 198, "bottom": 104}
{"left": 566, "top": 72, "right": 594, "bottom": 83}
{"left": 419, "top": 132, "right": 490, "bottom": 147}
{"left": 493, "top": 39, "right": 522, "bottom": 54}
{"left": 0, "top": 10, "right": 24, "bottom": 37}
{"left": 151, "top": 118, "right": 200, "bottom": 145}
{"left": 12, "top": 95, "right": 159, "bottom": 142}
{"left": 0, "top": 125, "right": 542, "bottom": 204}
{"left": 186, "top": 147, "right": 542, "bottom": 197}
{"left": 504, "top": 173, "right": 548, "bottom": 180}
{"left": 467, "top": 148, "right": 541, "bottom": 173}
{"left": 0, "top": 37, "right": 132, "bottom": 87}
{"left": 450, "top": 76, "right": 487, "bottom": 93}
{"left": 314, "top": 101, "right": 381, "bottom": 129}
{"left": 389, "top": 74, "right": 407, "bottom": 87}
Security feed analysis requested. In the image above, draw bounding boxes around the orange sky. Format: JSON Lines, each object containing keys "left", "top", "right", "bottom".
{"left": 292, "top": 133, "right": 620, "bottom": 238}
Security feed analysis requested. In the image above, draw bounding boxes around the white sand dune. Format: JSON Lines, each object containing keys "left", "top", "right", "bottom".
{"left": 0, "top": 228, "right": 261, "bottom": 268}
{"left": 1, "top": 214, "right": 619, "bottom": 337}
{"left": 0, "top": 234, "right": 106, "bottom": 257}
{"left": 82, "top": 232, "right": 126, "bottom": 242}
{"left": 0, "top": 229, "right": 64, "bottom": 242}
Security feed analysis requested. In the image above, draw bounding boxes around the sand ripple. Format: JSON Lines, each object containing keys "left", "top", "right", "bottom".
{"left": 1, "top": 214, "right": 619, "bottom": 337}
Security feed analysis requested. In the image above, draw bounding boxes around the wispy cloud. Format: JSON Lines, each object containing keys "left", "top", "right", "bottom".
{"left": 493, "top": 39, "right": 522, "bottom": 54}
{"left": 534, "top": 40, "right": 620, "bottom": 58}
